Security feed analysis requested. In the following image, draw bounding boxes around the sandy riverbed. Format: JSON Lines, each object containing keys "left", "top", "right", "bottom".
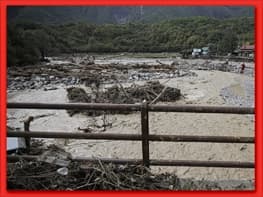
{"left": 7, "top": 69, "right": 254, "bottom": 182}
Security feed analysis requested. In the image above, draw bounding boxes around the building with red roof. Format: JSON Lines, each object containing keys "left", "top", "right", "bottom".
{"left": 239, "top": 44, "right": 254, "bottom": 58}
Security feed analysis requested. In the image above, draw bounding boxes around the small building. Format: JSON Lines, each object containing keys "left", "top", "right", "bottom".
{"left": 191, "top": 47, "right": 210, "bottom": 58}
{"left": 239, "top": 45, "right": 254, "bottom": 58}
{"left": 201, "top": 47, "right": 209, "bottom": 56}
{"left": 192, "top": 48, "right": 202, "bottom": 57}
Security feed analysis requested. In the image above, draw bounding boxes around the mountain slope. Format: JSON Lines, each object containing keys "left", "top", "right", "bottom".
{"left": 8, "top": 6, "right": 254, "bottom": 24}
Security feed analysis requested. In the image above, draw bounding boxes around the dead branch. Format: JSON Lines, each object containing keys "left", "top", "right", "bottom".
{"left": 150, "top": 86, "right": 168, "bottom": 105}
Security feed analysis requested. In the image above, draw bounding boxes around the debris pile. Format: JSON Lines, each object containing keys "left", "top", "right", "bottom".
{"left": 8, "top": 158, "right": 180, "bottom": 190}
{"left": 68, "top": 81, "right": 181, "bottom": 104}
{"left": 79, "top": 55, "right": 95, "bottom": 65}
{"left": 67, "top": 87, "right": 91, "bottom": 103}
{"left": 7, "top": 144, "right": 254, "bottom": 191}
{"left": 7, "top": 143, "right": 254, "bottom": 191}
{"left": 7, "top": 60, "right": 195, "bottom": 91}
{"left": 8, "top": 145, "right": 180, "bottom": 190}
{"left": 103, "top": 81, "right": 181, "bottom": 104}
{"left": 66, "top": 81, "right": 181, "bottom": 116}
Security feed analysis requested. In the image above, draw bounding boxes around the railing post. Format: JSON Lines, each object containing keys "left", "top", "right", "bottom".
{"left": 141, "top": 100, "right": 150, "bottom": 168}
{"left": 24, "top": 116, "right": 34, "bottom": 152}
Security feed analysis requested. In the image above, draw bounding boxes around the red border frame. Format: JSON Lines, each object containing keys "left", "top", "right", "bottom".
{"left": 0, "top": 1, "right": 262, "bottom": 196}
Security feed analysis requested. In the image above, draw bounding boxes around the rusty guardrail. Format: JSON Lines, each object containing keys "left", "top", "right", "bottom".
{"left": 7, "top": 131, "right": 254, "bottom": 143}
{"left": 7, "top": 102, "right": 255, "bottom": 169}
{"left": 7, "top": 102, "right": 254, "bottom": 114}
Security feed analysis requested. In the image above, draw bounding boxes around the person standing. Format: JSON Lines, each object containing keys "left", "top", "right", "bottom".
{"left": 240, "top": 63, "right": 246, "bottom": 74}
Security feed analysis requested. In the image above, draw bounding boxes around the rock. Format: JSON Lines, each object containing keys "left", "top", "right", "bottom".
{"left": 41, "top": 74, "right": 48, "bottom": 77}
{"left": 23, "top": 81, "right": 34, "bottom": 87}
{"left": 35, "top": 81, "right": 43, "bottom": 88}
{"left": 171, "top": 60, "right": 179, "bottom": 66}
{"left": 57, "top": 167, "right": 69, "bottom": 176}
{"left": 44, "top": 86, "right": 58, "bottom": 91}
{"left": 35, "top": 76, "right": 41, "bottom": 81}
{"left": 41, "top": 77, "right": 46, "bottom": 81}
{"left": 43, "top": 80, "right": 50, "bottom": 85}
{"left": 14, "top": 77, "right": 21, "bottom": 81}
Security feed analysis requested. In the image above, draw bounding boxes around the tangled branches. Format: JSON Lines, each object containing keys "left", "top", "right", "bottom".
{"left": 66, "top": 81, "right": 181, "bottom": 116}
{"left": 8, "top": 159, "right": 179, "bottom": 190}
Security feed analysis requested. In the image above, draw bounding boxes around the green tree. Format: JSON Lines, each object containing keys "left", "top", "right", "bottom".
{"left": 218, "top": 30, "right": 238, "bottom": 55}
{"left": 31, "top": 29, "right": 51, "bottom": 60}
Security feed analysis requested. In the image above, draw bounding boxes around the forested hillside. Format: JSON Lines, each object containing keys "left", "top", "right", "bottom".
{"left": 8, "top": 17, "right": 254, "bottom": 66}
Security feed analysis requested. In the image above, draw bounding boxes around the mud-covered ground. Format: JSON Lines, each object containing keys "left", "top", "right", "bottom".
{"left": 7, "top": 54, "right": 255, "bottom": 190}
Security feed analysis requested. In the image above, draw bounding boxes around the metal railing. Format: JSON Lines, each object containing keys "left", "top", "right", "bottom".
{"left": 7, "top": 102, "right": 255, "bottom": 168}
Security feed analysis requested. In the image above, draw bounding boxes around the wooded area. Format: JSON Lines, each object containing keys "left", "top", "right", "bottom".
{"left": 8, "top": 16, "right": 254, "bottom": 66}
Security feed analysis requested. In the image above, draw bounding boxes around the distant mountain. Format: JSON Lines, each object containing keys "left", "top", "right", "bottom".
{"left": 8, "top": 6, "right": 254, "bottom": 24}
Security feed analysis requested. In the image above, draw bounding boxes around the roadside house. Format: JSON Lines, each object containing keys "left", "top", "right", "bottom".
{"left": 239, "top": 44, "right": 254, "bottom": 58}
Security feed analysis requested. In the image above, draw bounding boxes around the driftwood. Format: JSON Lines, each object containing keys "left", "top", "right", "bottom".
{"left": 112, "top": 76, "right": 129, "bottom": 99}
{"left": 7, "top": 144, "right": 253, "bottom": 190}
{"left": 156, "top": 60, "right": 166, "bottom": 65}
{"left": 21, "top": 113, "right": 56, "bottom": 122}
{"left": 150, "top": 86, "right": 168, "bottom": 105}
{"left": 66, "top": 81, "right": 181, "bottom": 116}
{"left": 8, "top": 157, "right": 180, "bottom": 190}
